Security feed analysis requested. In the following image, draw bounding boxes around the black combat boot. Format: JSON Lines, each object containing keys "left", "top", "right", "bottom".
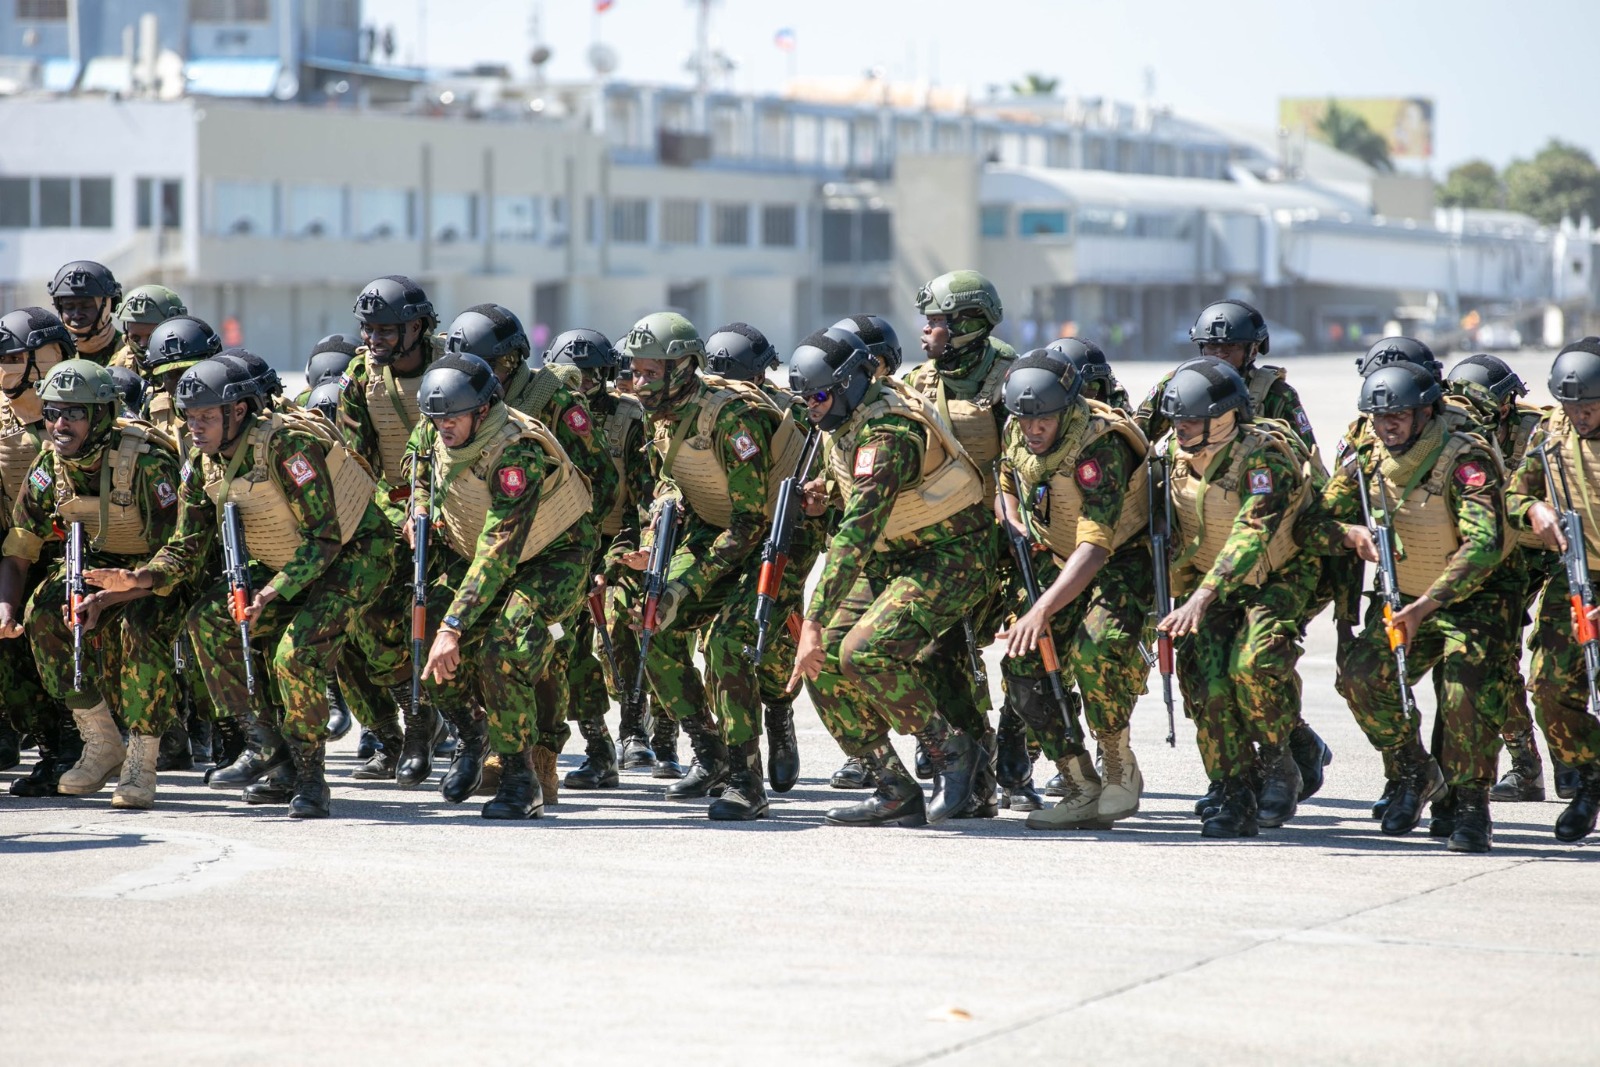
{"left": 351, "top": 719, "right": 404, "bottom": 780}
{"left": 209, "top": 720, "right": 290, "bottom": 789}
{"left": 1381, "top": 738, "right": 1446, "bottom": 836}
{"left": 187, "top": 713, "right": 213, "bottom": 764}
{"left": 356, "top": 728, "right": 380, "bottom": 761}
{"left": 324, "top": 680, "right": 353, "bottom": 743}
{"left": 953, "top": 726, "right": 999, "bottom": 819}
{"left": 1447, "top": 786, "right": 1492, "bottom": 853}
{"left": 919, "top": 718, "right": 979, "bottom": 825}
{"left": 1490, "top": 730, "right": 1546, "bottom": 802}
{"left": 433, "top": 720, "right": 458, "bottom": 760}
{"left": 9, "top": 717, "right": 76, "bottom": 797}
{"left": 913, "top": 738, "right": 934, "bottom": 780}
{"left": 763, "top": 702, "right": 800, "bottom": 793}
{"left": 617, "top": 697, "right": 655, "bottom": 770}
{"left": 708, "top": 738, "right": 769, "bottom": 821}
{"left": 482, "top": 748, "right": 543, "bottom": 820}
{"left": 1554, "top": 763, "right": 1600, "bottom": 842}
{"left": 1428, "top": 787, "right": 1457, "bottom": 838}
{"left": 564, "top": 717, "right": 620, "bottom": 790}
{"left": 666, "top": 711, "right": 730, "bottom": 799}
{"left": 1287, "top": 721, "right": 1333, "bottom": 800}
{"left": 995, "top": 707, "right": 1032, "bottom": 791}
{"left": 0, "top": 720, "right": 19, "bottom": 771}
{"left": 394, "top": 686, "right": 442, "bottom": 788}
{"left": 1371, "top": 746, "right": 1399, "bottom": 818}
{"left": 287, "top": 740, "right": 331, "bottom": 819}
{"left": 157, "top": 720, "right": 194, "bottom": 771}
{"left": 242, "top": 757, "right": 297, "bottom": 804}
{"left": 650, "top": 713, "right": 684, "bottom": 780}
{"left": 1003, "top": 781, "right": 1044, "bottom": 811}
{"left": 1193, "top": 779, "right": 1226, "bottom": 818}
{"left": 1555, "top": 759, "right": 1582, "bottom": 800}
{"left": 440, "top": 713, "right": 489, "bottom": 804}
{"left": 1045, "top": 771, "right": 1067, "bottom": 797}
{"left": 825, "top": 742, "right": 927, "bottom": 827}
{"left": 1255, "top": 742, "right": 1303, "bottom": 829}
{"left": 206, "top": 715, "right": 245, "bottom": 780}
{"left": 829, "top": 756, "right": 874, "bottom": 789}
{"left": 1201, "top": 776, "right": 1260, "bottom": 839}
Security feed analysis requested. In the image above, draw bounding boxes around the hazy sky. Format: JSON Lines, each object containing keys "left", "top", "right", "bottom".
{"left": 362, "top": 0, "right": 1594, "bottom": 173}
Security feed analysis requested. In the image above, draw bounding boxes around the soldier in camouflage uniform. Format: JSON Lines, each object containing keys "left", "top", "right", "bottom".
{"left": 336, "top": 276, "right": 445, "bottom": 788}
{"left": 94, "top": 357, "right": 395, "bottom": 819}
{"left": 1446, "top": 354, "right": 1554, "bottom": 804}
{"left": 0, "top": 361, "right": 183, "bottom": 808}
{"left": 618, "top": 311, "right": 804, "bottom": 821}
{"left": 1154, "top": 358, "right": 1320, "bottom": 838}
{"left": 294, "top": 334, "right": 360, "bottom": 407}
{"left": 1505, "top": 340, "right": 1600, "bottom": 842}
{"left": 110, "top": 284, "right": 187, "bottom": 374}
{"left": 1046, "top": 337, "right": 1134, "bottom": 414}
{"left": 994, "top": 351, "right": 1153, "bottom": 830}
{"left": 47, "top": 261, "right": 123, "bottom": 368}
{"left": 444, "top": 304, "right": 615, "bottom": 801}
{"left": 405, "top": 353, "right": 598, "bottom": 819}
{"left": 787, "top": 327, "right": 992, "bottom": 827}
{"left": 1303, "top": 363, "right": 1515, "bottom": 852}
{"left": 903, "top": 270, "right": 1016, "bottom": 817}
{"left": 0, "top": 308, "right": 79, "bottom": 794}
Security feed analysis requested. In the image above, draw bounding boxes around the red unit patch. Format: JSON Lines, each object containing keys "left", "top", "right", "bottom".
{"left": 854, "top": 445, "right": 878, "bottom": 477}
{"left": 1075, "top": 458, "right": 1102, "bottom": 488}
{"left": 563, "top": 407, "right": 591, "bottom": 435}
{"left": 1247, "top": 468, "right": 1273, "bottom": 495}
{"left": 282, "top": 452, "right": 317, "bottom": 487}
{"left": 1455, "top": 461, "right": 1487, "bottom": 488}
{"left": 499, "top": 467, "right": 528, "bottom": 497}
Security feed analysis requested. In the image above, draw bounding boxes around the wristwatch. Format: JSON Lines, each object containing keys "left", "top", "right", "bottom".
{"left": 440, "top": 614, "right": 464, "bottom": 634}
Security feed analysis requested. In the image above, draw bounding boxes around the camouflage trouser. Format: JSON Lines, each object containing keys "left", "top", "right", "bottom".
{"left": 923, "top": 524, "right": 1007, "bottom": 739}
{"left": 0, "top": 622, "right": 58, "bottom": 737}
{"left": 1499, "top": 549, "right": 1553, "bottom": 742}
{"left": 25, "top": 560, "right": 182, "bottom": 734}
{"left": 423, "top": 535, "right": 593, "bottom": 755}
{"left": 189, "top": 530, "right": 393, "bottom": 743}
{"left": 808, "top": 528, "right": 997, "bottom": 756}
{"left": 999, "top": 543, "right": 1152, "bottom": 762}
{"left": 642, "top": 546, "right": 803, "bottom": 747}
{"left": 328, "top": 539, "right": 414, "bottom": 736}
{"left": 1177, "top": 556, "right": 1317, "bottom": 781}
{"left": 565, "top": 546, "right": 611, "bottom": 735}
{"left": 1528, "top": 568, "right": 1600, "bottom": 768}
{"left": 597, "top": 573, "right": 645, "bottom": 702}
{"left": 1338, "top": 589, "right": 1516, "bottom": 789}
{"left": 753, "top": 534, "right": 824, "bottom": 708}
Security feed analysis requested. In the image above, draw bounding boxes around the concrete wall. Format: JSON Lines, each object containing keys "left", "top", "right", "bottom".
{"left": 891, "top": 153, "right": 980, "bottom": 316}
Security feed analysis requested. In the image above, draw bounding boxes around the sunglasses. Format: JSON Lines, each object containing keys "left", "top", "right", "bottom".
{"left": 42, "top": 405, "right": 89, "bottom": 423}
{"left": 806, "top": 389, "right": 832, "bottom": 404}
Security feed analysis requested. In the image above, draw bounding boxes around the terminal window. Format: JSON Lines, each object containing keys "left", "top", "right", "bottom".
{"left": 0, "top": 176, "right": 112, "bottom": 228}
{"left": 661, "top": 200, "right": 701, "bottom": 245}
{"left": 610, "top": 198, "right": 649, "bottom": 244}
{"left": 761, "top": 205, "right": 796, "bottom": 247}
{"left": 1018, "top": 210, "right": 1067, "bottom": 237}
{"left": 713, "top": 203, "right": 749, "bottom": 247}
{"left": 16, "top": 0, "right": 67, "bottom": 18}
{"left": 980, "top": 205, "right": 1008, "bottom": 238}
{"left": 0, "top": 178, "right": 30, "bottom": 227}
{"left": 192, "top": 0, "right": 271, "bottom": 21}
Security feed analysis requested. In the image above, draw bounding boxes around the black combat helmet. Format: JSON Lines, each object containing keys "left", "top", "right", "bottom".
{"left": 142, "top": 316, "right": 222, "bottom": 375}
{"left": 353, "top": 275, "right": 433, "bottom": 326}
{"left": 306, "top": 380, "right": 343, "bottom": 424}
{"left": 1447, "top": 353, "right": 1527, "bottom": 400}
{"left": 446, "top": 304, "right": 532, "bottom": 369}
{"left": 418, "top": 353, "right": 499, "bottom": 418}
{"left": 48, "top": 260, "right": 122, "bottom": 302}
{"left": 1003, "top": 351, "right": 1082, "bottom": 418}
{"left": 219, "top": 347, "right": 283, "bottom": 399}
{"left": 1044, "top": 337, "right": 1112, "bottom": 386}
{"left": 788, "top": 328, "right": 873, "bottom": 432}
{"left": 1549, "top": 337, "right": 1600, "bottom": 402}
{"left": 1359, "top": 362, "right": 1443, "bottom": 414}
{"left": 1190, "top": 299, "right": 1269, "bottom": 355}
{"left": 546, "top": 328, "right": 617, "bottom": 373}
{"left": 832, "top": 315, "right": 902, "bottom": 376}
{"left": 705, "top": 322, "right": 779, "bottom": 382}
{"left": 107, "top": 364, "right": 146, "bottom": 415}
{"left": 1160, "top": 356, "right": 1251, "bottom": 420}
{"left": 1357, "top": 336, "right": 1442, "bottom": 381}
{"left": 305, "top": 334, "right": 360, "bottom": 387}
{"left": 175, "top": 355, "right": 260, "bottom": 413}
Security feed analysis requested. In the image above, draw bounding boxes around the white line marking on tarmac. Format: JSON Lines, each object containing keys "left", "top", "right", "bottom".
{"left": 22, "top": 822, "right": 285, "bottom": 901}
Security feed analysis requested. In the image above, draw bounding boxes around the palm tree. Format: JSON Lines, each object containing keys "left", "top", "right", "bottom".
{"left": 1012, "top": 73, "right": 1059, "bottom": 97}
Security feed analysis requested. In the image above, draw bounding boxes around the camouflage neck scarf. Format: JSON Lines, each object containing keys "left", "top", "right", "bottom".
{"left": 1176, "top": 410, "right": 1239, "bottom": 473}
{"left": 1377, "top": 414, "right": 1444, "bottom": 488}
{"left": 937, "top": 331, "right": 997, "bottom": 398}
{"left": 434, "top": 402, "right": 509, "bottom": 492}
{"left": 72, "top": 305, "right": 117, "bottom": 355}
{"left": 1010, "top": 403, "right": 1091, "bottom": 488}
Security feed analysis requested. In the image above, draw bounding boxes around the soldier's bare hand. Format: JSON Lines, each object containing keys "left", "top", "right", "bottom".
{"left": 0, "top": 604, "right": 22, "bottom": 640}
{"left": 1389, "top": 596, "right": 1437, "bottom": 647}
{"left": 85, "top": 567, "right": 141, "bottom": 593}
{"left": 402, "top": 519, "right": 415, "bottom": 549}
{"left": 71, "top": 591, "right": 109, "bottom": 633}
{"left": 999, "top": 605, "right": 1052, "bottom": 659}
{"left": 801, "top": 478, "right": 829, "bottom": 517}
{"left": 1528, "top": 502, "right": 1567, "bottom": 553}
{"left": 1342, "top": 524, "right": 1380, "bottom": 563}
{"left": 786, "top": 619, "right": 826, "bottom": 693}
{"left": 424, "top": 628, "right": 461, "bottom": 684}
{"left": 619, "top": 549, "right": 649, "bottom": 572}
{"left": 1158, "top": 588, "right": 1216, "bottom": 638}
{"left": 243, "top": 585, "right": 279, "bottom": 624}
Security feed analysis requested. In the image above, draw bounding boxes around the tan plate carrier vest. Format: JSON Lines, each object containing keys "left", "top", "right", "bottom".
{"left": 1015, "top": 400, "right": 1151, "bottom": 559}
{"left": 829, "top": 380, "right": 986, "bottom": 551}
{"left": 651, "top": 374, "right": 804, "bottom": 530}
{"left": 202, "top": 411, "right": 376, "bottom": 571}
{"left": 1246, "top": 364, "right": 1286, "bottom": 415}
{"left": 1372, "top": 431, "right": 1490, "bottom": 598}
{"left": 0, "top": 407, "right": 41, "bottom": 514}
{"left": 362, "top": 348, "right": 424, "bottom": 481}
{"left": 931, "top": 356, "right": 1009, "bottom": 499}
{"left": 506, "top": 363, "right": 580, "bottom": 424}
{"left": 600, "top": 394, "right": 644, "bottom": 537}
{"left": 1170, "top": 424, "right": 1309, "bottom": 596}
{"left": 436, "top": 408, "right": 592, "bottom": 563}
{"left": 54, "top": 420, "right": 176, "bottom": 556}
{"left": 146, "top": 390, "right": 193, "bottom": 457}
{"left": 1515, "top": 411, "right": 1600, "bottom": 561}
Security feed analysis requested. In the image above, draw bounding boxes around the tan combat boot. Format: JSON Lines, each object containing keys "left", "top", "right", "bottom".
{"left": 1025, "top": 751, "right": 1103, "bottom": 830}
{"left": 58, "top": 701, "right": 127, "bottom": 795}
{"left": 111, "top": 732, "right": 160, "bottom": 809}
{"left": 1096, "top": 727, "right": 1143, "bottom": 822}
{"left": 475, "top": 752, "right": 503, "bottom": 797}
{"left": 532, "top": 746, "right": 559, "bottom": 806}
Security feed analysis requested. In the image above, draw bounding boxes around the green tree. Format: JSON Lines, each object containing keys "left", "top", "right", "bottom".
{"left": 1315, "top": 99, "right": 1393, "bottom": 172}
{"left": 1011, "top": 73, "right": 1059, "bottom": 97}
{"left": 1504, "top": 139, "right": 1600, "bottom": 225}
{"left": 1437, "top": 159, "right": 1503, "bottom": 209}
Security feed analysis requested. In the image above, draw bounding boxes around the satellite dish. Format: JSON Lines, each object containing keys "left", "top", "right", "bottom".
{"left": 588, "top": 43, "right": 617, "bottom": 76}
{"left": 273, "top": 68, "right": 299, "bottom": 101}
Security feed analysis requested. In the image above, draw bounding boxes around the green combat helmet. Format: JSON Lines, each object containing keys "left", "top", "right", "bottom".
{"left": 39, "top": 358, "right": 118, "bottom": 405}
{"left": 619, "top": 311, "right": 703, "bottom": 411}
{"left": 116, "top": 284, "right": 187, "bottom": 330}
{"left": 913, "top": 270, "right": 1004, "bottom": 329}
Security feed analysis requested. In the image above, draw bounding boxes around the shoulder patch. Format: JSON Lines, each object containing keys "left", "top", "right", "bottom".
{"left": 282, "top": 451, "right": 318, "bottom": 488}
{"left": 1247, "top": 467, "right": 1274, "bottom": 495}
{"left": 1075, "top": 458, "right": 1103, "bottom": 489}
{"left": 854, "top": 445, "right": 878, "bottom": 477}
{"left": 1293, "top": 408, "right": 1312, "bottom": 434}
{"left": 337, "top": 373, "right": 354, "bottom": 391}
{"left": 731, "top": 431, "right": 760, "bottom": 461}
{"left": 1455, "top": 461, "right": 1487, "bottom": 488}
{"left": 498, "top": 466, "right": 527, "bottom": 497}
{"left": 562, "top": 406, "right": 592, "bottom": 436}
{"left": 28, "top": 467, "right": 51, "bottom": 492}
{"left": 154, "top": 480, "right": 178, "bottom": 509}
{"left": 180, "top": 460, "right": 192, "bottom": 484}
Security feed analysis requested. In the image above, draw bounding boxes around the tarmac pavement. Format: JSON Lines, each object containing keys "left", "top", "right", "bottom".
{"left": 2, "top": 349, "right": 1597, "bottom": 1065}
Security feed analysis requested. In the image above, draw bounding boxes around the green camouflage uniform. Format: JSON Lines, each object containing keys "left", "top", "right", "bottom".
{"left": 997, "top": 413, "right": 1151, "bottom": 761}
{"left": 409, "top": 409, "right": 599, "bottom": 754}
{"left": 1163, "top": 431, "right": 1318, "bottom": 781}
{"left": 1085, "top": 375, "right": 1134, "bottom": 415}
{"left": 0, "top": 399, "right": 58, "bottom": 738}
{"left": 1487, "top": 399, "right": 1552, "bottom": 745}
{"left": 144, "top": 418, "right": 395, "bottom": 742}
{"left": 805, "top": 394, "right": 998, "bottom": 754}
{"left": 1304, "top": 420, "right": 1516, "bottom": 789}
{"left": 5, "top": 423, "right": 184, "bottom": 732}
{"left": 1138, "top": 362, "right": 1318, "bottom": 452}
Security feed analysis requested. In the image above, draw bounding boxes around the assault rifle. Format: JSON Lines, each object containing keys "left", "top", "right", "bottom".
{"left": 410, "top": 460, "right": 429, "bottom": 714}
{"left": 220, "top": 500, "right": 256, "bottom": 696}
{"left": 1539, "top": 445, "right": 1600, "bottom": 714}
{"left": 996, "top": 462, "right": 1083, "bottom": 747}
{"left": 1353, "top": 460, "right": 1417, "bottom": 720}
{"left": 1147, "top": 456, "right": 1178, "bottom": 747}
{"left": 66, "top": 521, "right": 86, "bottom": 692}
{"left": 745, "top": 426, "right": 822, "bottom": 664}
{"left": 588, "top": 582, "right": 623, "bottom": 694}
{"left": 631, "top": 497, "right": 681, "bottom": 713}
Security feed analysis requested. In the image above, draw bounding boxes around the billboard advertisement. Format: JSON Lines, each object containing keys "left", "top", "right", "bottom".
{"left": 1278, "top": 97, "right": 1435, "bottom": 160}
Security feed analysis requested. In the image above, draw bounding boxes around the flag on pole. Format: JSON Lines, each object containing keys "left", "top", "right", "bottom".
{"left": 774, "top": 28, "right": 796, "bottom": 52}
{"left": 596, "top": 0, "right": 615, "bottom": 12}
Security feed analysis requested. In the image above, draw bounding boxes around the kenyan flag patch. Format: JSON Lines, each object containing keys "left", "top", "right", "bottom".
{"left": 28, "top": 468, "right": 51, "bottom": 492}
